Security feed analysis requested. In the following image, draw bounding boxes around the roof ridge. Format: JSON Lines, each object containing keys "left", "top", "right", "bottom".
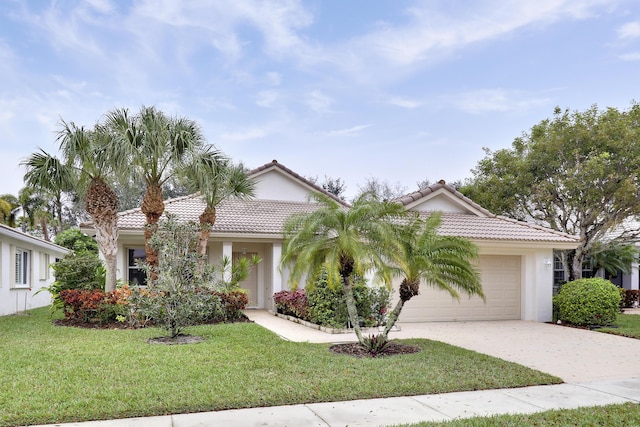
{"left": 118, "top": 192, "right": 202, "bottom": 218}
{"left": 395, "top": 182, "right": 494, "bottom": 217}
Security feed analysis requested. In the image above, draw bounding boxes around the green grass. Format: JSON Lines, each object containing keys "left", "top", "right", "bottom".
{"left": 599, "top": 313, "right": 640, "bottom": 339}
{"left": 0, "top": 308, "right": 561, "bottom": 427}
{"left": 393, "top": 402, "right": 640, "bottom": 426}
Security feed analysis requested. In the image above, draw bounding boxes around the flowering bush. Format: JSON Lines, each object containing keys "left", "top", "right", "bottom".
{"left": 59, "top": 288, "right": 129, "bottom": 324}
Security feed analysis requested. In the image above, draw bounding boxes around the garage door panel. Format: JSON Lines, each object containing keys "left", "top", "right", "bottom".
{"left": 398, "top": 255, "right": 521, "bottom": 322}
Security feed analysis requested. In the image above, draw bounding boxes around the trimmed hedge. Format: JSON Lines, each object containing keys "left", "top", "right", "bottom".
{"left": 554, "top": 278, "right": 621, "bottom": 326}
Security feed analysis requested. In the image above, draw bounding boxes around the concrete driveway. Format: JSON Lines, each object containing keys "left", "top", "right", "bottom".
{"left": 246, "top": 310, "right": 640, "bottom": 383}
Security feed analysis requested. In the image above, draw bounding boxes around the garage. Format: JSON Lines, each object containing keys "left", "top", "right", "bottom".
{"left": 397, "top": 255, "right": 522, "bottom": 322}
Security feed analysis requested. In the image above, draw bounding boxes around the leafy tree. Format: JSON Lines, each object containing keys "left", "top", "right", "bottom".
{"left": 379, "top": 213, "right": 483, "bottom": 339}
{"left": 54, "top": 228, "right": 99, "bottom": 255}
{"left": 321, "top": 176, "right": 347, "bottom": 199}
{"left": 281, "top": 193, "right": 406, "bottom": 345}
{"left": 355, "top": 177, "right": 407, "bottom": 202}
{"left": 104, "top": 106, "right": 207, "bottom": 271}
{"left": 462, "top": 104, "right": 640, "bottom": 280}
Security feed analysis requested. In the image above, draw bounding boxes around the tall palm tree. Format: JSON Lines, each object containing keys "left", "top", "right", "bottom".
{"left": 104, "top": 106, "right": 207, "bottom": 271}
{"left": 281, "top": 193, "right": 406, "bottom": 345}
{"left": 184, "top": 150, "right": 255, "bottom": 259}
{"left": 22, "top": 121, "right": 121, "bottom": 291}
{"left": 379, "top": 213, "right": 484, "bottom": 340}
{"left": 21, "top": 150, "right": 72, "bottom": 235}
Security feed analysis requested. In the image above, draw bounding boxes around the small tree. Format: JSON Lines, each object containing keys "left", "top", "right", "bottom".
{"left": 134, "top": 215, "right": 217, "bottom": 338}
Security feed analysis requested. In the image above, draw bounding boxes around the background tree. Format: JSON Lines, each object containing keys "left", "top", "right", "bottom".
{"left": 355, "top": 177, "right": 407, "bottom": 202}
{"left": 54, "top": 228, "right": 99, "bottom": 255}
{"left": 281, "top": 193, "right": 406, "bottom": 345}
{"left": 461, "top": 104, "right": 640, "bottom": 280}
{"left": 0, "top": 194, "right": 18, "bottom": 227}
{"left": 105, "top": 106, "right": 207, "bottom": 271}
{"left": 21, "top": 151, "right": 74, "bottom": 236}
{"left": 379, "top": 213, "right": 482, "bottom": 340}
{"left": 321, "top": 176, "right": 347, "bottom": 199}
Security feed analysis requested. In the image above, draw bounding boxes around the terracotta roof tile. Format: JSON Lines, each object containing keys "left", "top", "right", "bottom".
{"left": 114, "top": 193, "right": 579, "bottom": 243}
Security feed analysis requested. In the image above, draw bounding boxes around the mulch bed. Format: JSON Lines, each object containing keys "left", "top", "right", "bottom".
{"left": 147, "top": 334, "right": 206, "bottom": 345}
{"left": 330, "top": 341, "right": 421, "bottom": 358}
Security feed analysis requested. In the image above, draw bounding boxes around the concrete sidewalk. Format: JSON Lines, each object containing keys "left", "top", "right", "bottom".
{"left": 32, "top": 378, "right": 640, "bottom": 427}
{"left": 31, "top": 312, "right": 640, "bottom": 427}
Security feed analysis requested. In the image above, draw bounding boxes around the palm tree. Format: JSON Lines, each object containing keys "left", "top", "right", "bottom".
{"left": 104, "top": 106, "right": 207, "bottom": 271}
{"left": 23, "top": 121, "right": 121, "bottom": 291}
{"left": 379, "top": 213, "right": 484, "bottom": 340}
{"left": 21, "top": 150, "right": 72, "bottom": 235}
{"left": 281, "top": 193, "right": 406, "bottom": 345}
{"left": 0, "top": 194, "right": 18, "bottom": 227}
{"left": 184, "top": 150, "right": 255, "bottom": 259}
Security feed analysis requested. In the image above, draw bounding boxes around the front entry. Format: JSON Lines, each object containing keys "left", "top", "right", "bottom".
{"left": 233, "top": 252, "right": 259, "bottom": 307}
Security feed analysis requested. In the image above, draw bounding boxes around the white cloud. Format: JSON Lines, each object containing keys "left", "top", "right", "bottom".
{"left": 306, "top": 90, "right": 333, "bottom": 113}
{"left": 256, "top": 90, "right": 280, "bottom": 108}
{"left": 620, "top": 52, "right": 640, "bottom": 61}
{"left": 336, "top": 0, "right": 616, "bottom": 76}
{"left": 326, "top": 124, "right": 372, "bottom": 136}
{"left": 220, "top": 128, "right": 267, "bottom": 141}
{"left": 444, "top": 89, "right": 549, "bottom": 114}
{"left": 390, "top": 97, "right": 421, "bottom": 109}
{"left": 618, "top": 21, "right": 640, "bottom": 39}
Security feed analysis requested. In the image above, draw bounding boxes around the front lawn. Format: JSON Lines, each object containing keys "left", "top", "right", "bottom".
{"left": 394, "top": 402, "right": 640, "bottom": 426}
{"left": 599, "top": 313, "right": 640, "bottom": 339}
{"left": 0, "top": 308, "right": 561, "bottom": 427}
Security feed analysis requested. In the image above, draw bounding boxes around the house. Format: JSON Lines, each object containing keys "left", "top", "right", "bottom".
{"left": 99, "top": 160, "right": 580, "bottom": 323}
{"left": 0, "top": 223, "right": 70, "bottom": 316}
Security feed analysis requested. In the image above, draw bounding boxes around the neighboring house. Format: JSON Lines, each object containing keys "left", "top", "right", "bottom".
{"left": 86, "top": 160, "right": 580, "bottom": 323}
{"left": 0, "top": 223, "right": 70, "bottom": 316}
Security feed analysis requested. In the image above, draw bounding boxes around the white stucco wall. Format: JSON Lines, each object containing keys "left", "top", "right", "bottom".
{"left": 252, "top": 169, "right": 315, "bottom": 202}
{"left": 0, "top": 230, "right": 69, "bottom": 316}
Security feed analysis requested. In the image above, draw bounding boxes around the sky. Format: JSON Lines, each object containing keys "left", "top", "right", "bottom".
{"left": 1, "top": 0, "right": 639, "bottom": 200}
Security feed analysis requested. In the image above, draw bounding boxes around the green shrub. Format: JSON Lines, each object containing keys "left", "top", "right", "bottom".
{"left": 304, "top": 272, "right": 391, "bottom": 328}
{"left": 554, "top": 278, "right": 621, "bottom": 326}
{"left": 52, "top": 252, "right": 105, "bottom": 291}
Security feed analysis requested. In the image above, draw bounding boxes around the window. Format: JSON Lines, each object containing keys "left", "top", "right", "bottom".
{"left": 14, "top": 248, "right": 30, "bottom": 288}
{"left": 128, "top": 248, "right": 147, "bottom": 286}
{"left": 39, "top": 253, "right": 50, "bottom": 280}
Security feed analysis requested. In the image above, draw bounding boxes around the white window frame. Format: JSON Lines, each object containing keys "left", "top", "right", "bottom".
{"left": 39, "top": 253, "right": 50, "bottom": 281}
{"left": 14, "top": 248, "right": 30, "bottom": 288}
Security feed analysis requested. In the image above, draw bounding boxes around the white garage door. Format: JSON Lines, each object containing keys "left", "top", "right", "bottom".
{"left": 397, "top": 255, "right": 521, "bottom": 322}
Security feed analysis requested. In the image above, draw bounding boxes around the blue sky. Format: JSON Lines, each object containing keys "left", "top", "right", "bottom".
{"left": 1, "top": 0, "right": 639, "bottom": 200}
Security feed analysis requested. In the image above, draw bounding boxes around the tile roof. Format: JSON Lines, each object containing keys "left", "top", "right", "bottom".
{"left": 116, "top": 195, "right": 322, "bottom": 235}
{"left": 113, "top": 193, "right": 579, "bottom": 243}
{"left": 395, "top": 181, "right": 493, "bottom": 216}
{"left": 433, "top": 212, "right": 579, "bottom": 243}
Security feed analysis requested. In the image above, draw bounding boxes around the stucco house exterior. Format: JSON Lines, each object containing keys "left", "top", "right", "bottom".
{"left": 0, "top": 223, "right": 70, "bottom": 316}
{"left": 98, "top": 160, "right": 580, "bottom": 323}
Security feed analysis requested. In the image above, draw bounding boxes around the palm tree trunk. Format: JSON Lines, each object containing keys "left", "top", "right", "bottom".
{"left": 40, "top": 217, "right": 50, "bottom": 241}
{"left": 342, "top": 275, "right": 365, "bottom": 345}
{"left": 85, "top": 178, "right": 119, "bottom": 292}
{"left": 382, "top": 278, "right": 420, "bottom": 340}
{"left": 197, "top": 207, "right": 216, "bottom": 271}
{"left": 141, "top": 183, "right": 165, "bottom": 274}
